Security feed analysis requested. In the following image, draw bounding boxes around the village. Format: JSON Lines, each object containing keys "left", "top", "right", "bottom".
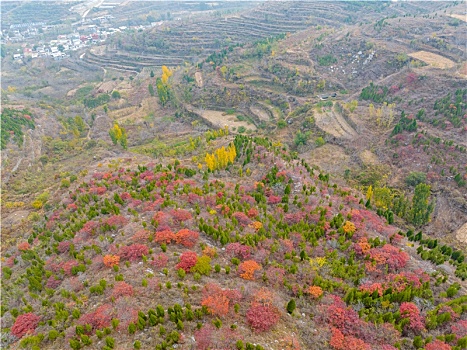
{"left": 1, "top": 15, "right": 164, "bottom": 62}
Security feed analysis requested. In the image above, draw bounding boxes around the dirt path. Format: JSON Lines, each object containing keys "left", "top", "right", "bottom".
{"left": 195, "top": 72, "right": 203, "bottom": 87}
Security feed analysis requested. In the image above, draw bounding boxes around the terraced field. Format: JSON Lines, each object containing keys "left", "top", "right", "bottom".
{"left": 84, "top": 1, "right": 447, "bottom": 72}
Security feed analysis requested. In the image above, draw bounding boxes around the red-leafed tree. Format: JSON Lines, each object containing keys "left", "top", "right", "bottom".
{"left": 11, "top": 313, "right": 40, "bottom": 338}
{"left": 265, "top": 266, "right": 285, "bottom": 287}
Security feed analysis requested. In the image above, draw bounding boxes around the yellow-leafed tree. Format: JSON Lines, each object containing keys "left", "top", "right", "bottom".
{"left": 204, "top": 143, "right": 237, "bottom": 172}
{"left": 161, "top": 66, "right": 173, "bottom": 84}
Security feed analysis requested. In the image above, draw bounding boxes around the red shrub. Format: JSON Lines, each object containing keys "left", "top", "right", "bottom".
{"left": 202, "top": 293, "right": 229, "bottom": 317}
{"left": 381, "top": 244, "right": 409, "bottom": 270}
{"left": 46, "top": 275, "right": 62, "bottom": 289}
{"left": 67, "top": 203, "right": 78, "bottom": 211}
{"left": 80, "top": 220, "right": 100, "bottom": 235}
{"left": 121, "top": 192, "right": 132, "bottom": 200}
{"left": 201, "top": 283, "right": 241, "bottom": 317}
{"left": 170, "top": 208, "right": 192, "bottom": 223}
{"left": 175, "top": 229, "right": 199, "bottom": 248}
{"left": 131, "top": 229, "right": 150, "bottom": 243}
{"left": 267, "top": 195, "right": 282, "bottom": 204}
{"left": 406, "top": 72, "right": 417, "bottom": 85}
{"left": 111, "top": 282, "right": 134, "bottom": 299}
{"left": 247, "top": 208, "right": 259, "bottom": 218}
{"left": 330, "top": 327, "right": 370, "bottom": 350}
{"left": 437, "top": 305, "right": 459, "bottom": 321}
{"left": 246, "top": 304, "right": 279, "bottom": 332}
{"left": 57, "top": 241, "right": 71, "bottom": 253}
{"left": 176, "top": 251, "right": 198, "bottom": 272}
{"left": 226, "top": 243, "right": 251, "bottom": 260}
{"left": 119, "top": 244, "right": 149, "bottom": 262}
{"left": 68, "top": 277, "right": 84, "bottom": 293}
{"left": 399, "top": 302, "right": 424, "bottom": 334}
{"left": 265, "top": 266, "right": 285, "bottom": 287}
{"left": 194, "top": 324, "right": 215, "bottom": 350}
{"left": 151, "top": 253, "right": 169, "bottom": 268}
{"left": 238, "top": 260, "right": 261, "bottom": 280}
{"left": 232, "top": 212, "right": 251, "bottom": 225}
{"left": 425, "top": 340, "right": 451, "bottom": 350}
{"left": 90, "top": 186, "right": 107, "bottom": 195}
{"left": 114, "top": 298, "right": 138, "bottom": 331}
{"left": 451, "top": 320, "right": 467, "bottom": 338}
{"left": 329, "top": 327, "right": 345, "bottom": 350}
{"left": 153, "top": 211, "right": 169, "bottom": 226}
{"left": 103, "top": 255, "right": 120, "bottom": 267}
{"left": 359, "top": 282, "right": 383, "bottom": 297}
{"left": 78, "top": 304, "right": 113, "bottom": 331}
{"left": 155, "top": 229, "right": 175, "bottom": 245}
{"left": 317, "top": 295, "right": 362, "bottom": 337}
{"left": 106, "top": 215, "right": 128, "bottom": 228}
{"left": 17, "top": 242, "right": 30, "bottom": 251}
{"left": 5, "top": 255, "right": 16, "bottom": 268}
{"left": 11, "top": 313, "right": 40, "bottom": 338}
{"left": 241, "top": 195, "right": 256, "bottom": 205}
{"left": 61, "top": 260, "right": 79, "bottom": 276}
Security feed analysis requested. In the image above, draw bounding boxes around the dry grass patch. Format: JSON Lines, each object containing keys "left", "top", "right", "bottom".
{"left": 449, "top": 14, "right": 467, "bottom": 22}
{"left": 305, "top": 144, "right": 352, "bottom": 176}
{"left": 197, "top": 109, "right": 257, "bottom": 132}
{"left": 360, "top": 150, "right": 379, "bottom": 166}
{"left": 408, "top": 51, "right": 456, "bottom": 69}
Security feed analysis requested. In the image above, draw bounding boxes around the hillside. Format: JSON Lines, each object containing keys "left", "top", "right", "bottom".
{"left": 1, "top": 1, "right": 467, "bottom": 350}
{"left": 2, "top": 134, "right": 467, "bottom": 350}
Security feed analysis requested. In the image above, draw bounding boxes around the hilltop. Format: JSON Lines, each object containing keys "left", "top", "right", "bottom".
{"left": 2, "top": 133, "right": 467, "bottom": 350}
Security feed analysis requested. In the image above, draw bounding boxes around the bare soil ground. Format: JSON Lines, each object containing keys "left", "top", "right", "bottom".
{"left": 408, "top": 51, "right": 456, "bottom": 69}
